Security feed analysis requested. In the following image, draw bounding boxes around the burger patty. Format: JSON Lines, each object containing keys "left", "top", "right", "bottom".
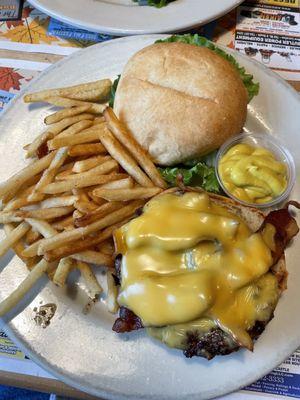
{"left": 113, "top": 254, "right": 274, "bottom": 360}
{"left": 183, "top": 320, "right": 268, "bottom": 359}
{"left": 112, "top": 306, "right": 270, "bottom": 360}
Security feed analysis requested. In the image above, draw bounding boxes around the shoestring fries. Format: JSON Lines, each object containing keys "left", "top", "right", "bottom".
{"left": 24, "top": 79, "right": 112, "bottom": 104}
{"left": 0, "top": 80, "right": 166, "bottom": 318}
{"left": 104, "top": 108, "right": 167, "bottom": 189}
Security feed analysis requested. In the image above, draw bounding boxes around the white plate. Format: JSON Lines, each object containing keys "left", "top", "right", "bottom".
{"left": 27, "top": 0, "right": 243, "bottom": 36}
{"left": 0, "top": 35, "right": 300, "bottom": 400}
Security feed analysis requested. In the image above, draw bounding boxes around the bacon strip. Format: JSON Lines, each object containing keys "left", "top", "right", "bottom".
{"left": 112, "top": 307, "right": 143, "bottom": 333}
{"left": 259, "top": 201, "right": 300, "bottom": 264}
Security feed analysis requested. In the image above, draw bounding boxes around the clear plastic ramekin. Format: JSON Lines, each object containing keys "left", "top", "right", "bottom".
{"left": 215, "top": 132, "right": 296, "bottom": 208}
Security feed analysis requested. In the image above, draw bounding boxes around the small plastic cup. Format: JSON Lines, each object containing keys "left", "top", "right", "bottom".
{"left": 215, "top": 132, "right": 296, "bottom": 208}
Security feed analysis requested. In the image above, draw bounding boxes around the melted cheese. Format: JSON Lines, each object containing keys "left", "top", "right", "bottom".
{"left": 114, "top": 192, "right": 275, "bottom": 349}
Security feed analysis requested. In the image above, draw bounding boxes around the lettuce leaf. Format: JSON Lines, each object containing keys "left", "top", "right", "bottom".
{"left": 133, "top": 0, "right": 174, "bottom": 7}
{"left": 159, "top": 162, "right": 221, "bottom": 194}
{"left": 109, "top": 75, "right": 121, "bottom": 108}
{"left": 155, "top": 34, "right": 259, "bottom": 101}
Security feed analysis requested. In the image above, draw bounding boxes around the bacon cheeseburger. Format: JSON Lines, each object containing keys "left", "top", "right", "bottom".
{"left": 112, "top": 190, "right": 299, "bottom": 359}
{"left": 111, "top": 37, "right": 298, "bottom": 359}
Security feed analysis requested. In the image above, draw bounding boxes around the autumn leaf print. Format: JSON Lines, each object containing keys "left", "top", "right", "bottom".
{"left": 0, "top": 68, "right": 23, "bottom": 91}
{"left": 6, "top": 6, "right": 34, "bottom": 29}
{"left": 4, "top": 17, "right": 57, "bottom": 44}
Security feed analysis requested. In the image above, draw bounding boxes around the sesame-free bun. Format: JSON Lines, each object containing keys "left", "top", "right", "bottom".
{"left": 114, "top": 42, "right": 248, "bottom": 166}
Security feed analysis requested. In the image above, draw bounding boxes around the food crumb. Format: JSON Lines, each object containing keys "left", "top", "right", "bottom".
{"left": 34, "top": 303, "right": 57, "bottom": 328}
{"left": 83, "top": 296, "right": 99, "bottom": 315}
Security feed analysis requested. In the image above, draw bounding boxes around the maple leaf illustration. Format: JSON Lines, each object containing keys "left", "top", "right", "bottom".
{"left": 6, "top": 6, "right": 33, "bottom": 29}
{"left": 0, "top": 68, "right": 23, "bottom": 91}
{"left": 22, "top": 5, "right": 34, "bottom": 19}
{"left": 4, "top": 17, "right": 57, "bottom": 44}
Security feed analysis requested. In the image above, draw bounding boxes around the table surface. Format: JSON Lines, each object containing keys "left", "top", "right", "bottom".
{"left": 0, "top": 42, "right": 299, "bottom": 400}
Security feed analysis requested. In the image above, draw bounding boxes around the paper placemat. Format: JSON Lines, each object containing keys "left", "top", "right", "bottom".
{"left": 0, "top": 1, "right": 300, "bottom": 398}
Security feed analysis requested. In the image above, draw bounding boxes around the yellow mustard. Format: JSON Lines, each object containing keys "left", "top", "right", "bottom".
{"left": 114, "top": 192, "right": 277, "bottom": 350}
{"left": 218, "top": 143, "right": 287, "bottom": 204}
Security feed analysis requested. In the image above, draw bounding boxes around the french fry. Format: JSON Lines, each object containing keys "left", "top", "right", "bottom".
{"left": 73, "top": 210, "right": 84, "bottom": 219}
{"left": 97, "top": 239, "right": 114, "bottom": 256}
{"left": 72, "top": 155, "right": 111, "bottom": 173}
{"left": 48, "top": 124, "right": 105, "bottom": 150}
{"left": 0, "top": 152, "right": 56, "bottom": 202}
{"left": 93, "top": 117, "right": 105, "bottom": 125}
{"left": 100, "top": 127, "right": 154, "bottom": 188}
{"left": 44, "top": 219, "right": 128, "bottom": 261}
{"left": 74, "top": 201, "right": 124, "bottom": 228}
{"left": 52, "top": 215, "right": 74, "bottom": 231}
{"left": 3, "top": 184, "right": 38, "bottom": 211}
{"left": 72, "top": 188, "right": 90, "bottom": 202}
{"left": 76, "top": 261, "right": 103, "bottom": 299}
{"left": 45, "top": 105, "right": 91, "bottom": 125}
{"left": 40, "top": 195, "right": 78, "bottom": 209}
{"left": 92, "top": 187, "right": 161, "bottom": 202}
{"left": 16, "top": 206, "right": 73, "bottom": 220}
{"left": 44, "top": 97, "right": 107, "bottom": 114}
{"left": 28, "top": 147, "right": 69, "bottom": 202}
{"left": 0, "top": 212, "right": 24, "bottom": 224}
{"left": 68, "top": 143, "right": 106, "bottom": 157}
{"left": 24, "top": 114, "right": 95, "bottom": 158}
{"left": 15, "top": 174, "right": 43, "bottom": 194}
{"left": 104, "top": 108, "right": 166, "bottom": 189}
{"left": 0, "top": 259, "right": 51, "bottom": 317}
{"left": 58, "top": 160, "right": 118, "bottom": 182}
{"left": 0, "top": 222, "right": 30, "bottom": 258}
{"left": 99, "top": 177, "right": 134, "bottom": 190}
{"left": 106, "top": 271, "right": 119, "bottom": 314}
{"left": 70, "top": 88, "right": 107, "bottom": 103}
{"left": 4, "top": 197, "right": 35, "bottom": 212}
{"left": 22, "top": 241, "right": 42, "bottom": 258}
{"left": 53, "top": 257, "right": 74, "bottom": 287}
{"left": 25, "top": 218, "right": 58, "bottom": 238}
{"left": 87, "top": 192, "right": 107, "bottom": 206}
{"left": 41, "top": 173, "right": 126, "bottom": 194}
{"left": 74, "top": 201, "right": 99, "bottom": 214}
{"left": 4, "top": 224, "right": 39, "bottom": 270}
{"left": 22, "top": 219, "right": 58, "bottom": 258}
{"left": 57, "top": 161, "right": 75, "bottom": 173}
{"left": 55, "top": 169, "right": 74, "bottom": 181}
{"left": 24, "top": 79, "right": 112, "bottom": 103}
{"left": 38, "top": 201, "right": 143, "bottom": 254}
{"left": 55, "top": 119, "right": 94, "bottom": 139}
{"left": 24, "top": 132, "right": 51, "bottom": 159}
{"left": 25, "top": 229, "right": 41, "bottom": 245}
{"left": 72, "top": 250, "right": 113, "bottom": 267}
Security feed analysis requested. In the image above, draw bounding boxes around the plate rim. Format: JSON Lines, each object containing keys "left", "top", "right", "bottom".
{"left": 1, "top": 34, "right": 300, "bottom": 400}
{"left": 27, "top": 0, "right": 244, "bottom": 36}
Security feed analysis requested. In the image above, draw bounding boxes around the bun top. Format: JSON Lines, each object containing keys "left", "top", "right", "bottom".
{"left": 114, "top": 42, "right": 248, "bottom": 166}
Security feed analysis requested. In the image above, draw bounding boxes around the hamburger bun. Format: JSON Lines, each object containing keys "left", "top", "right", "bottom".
{"left": 114, "top": 42, "right": 248, "bottom": 166}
